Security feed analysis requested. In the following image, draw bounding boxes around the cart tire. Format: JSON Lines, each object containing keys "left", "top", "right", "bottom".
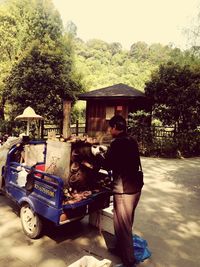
{"left": 0, "top": 177, "right": 6, "bottom": 195}
{"left": 20, "top": 203, "right": 42, "bottom": 239}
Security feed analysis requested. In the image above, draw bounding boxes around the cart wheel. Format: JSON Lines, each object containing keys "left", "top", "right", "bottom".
{"left": 20, "top": 203, "right": 42, "bottom": 239}
{"left": 0, "top": 177, "right": 6, "bottom": 195}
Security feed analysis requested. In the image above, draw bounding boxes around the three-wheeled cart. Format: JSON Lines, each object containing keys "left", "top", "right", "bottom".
{"left": 1, "top": 139, "right": 111, "bottom": 238}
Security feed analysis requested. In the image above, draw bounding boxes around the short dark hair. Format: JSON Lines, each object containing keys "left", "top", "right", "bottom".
{"left": 109, "top": 115, "right": 126, "bottom": 131}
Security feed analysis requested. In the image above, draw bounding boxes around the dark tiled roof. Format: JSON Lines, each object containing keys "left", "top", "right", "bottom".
{"left": 78, "top": 83, "right": 145, "bottom": 100}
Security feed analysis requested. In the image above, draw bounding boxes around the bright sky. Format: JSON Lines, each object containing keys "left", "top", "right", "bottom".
{"left": 53, "top": 0, "right": 200, "bottom": 50}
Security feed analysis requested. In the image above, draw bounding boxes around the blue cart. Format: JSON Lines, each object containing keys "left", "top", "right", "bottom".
{"left": 1, "top": 140, "right": 111, "bottom": 238}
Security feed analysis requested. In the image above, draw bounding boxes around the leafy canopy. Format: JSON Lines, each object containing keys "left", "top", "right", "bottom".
{"left": 145, "top": 62, "right": 200, "bottom": 131}
{"left": 1, "top": 0, "right": 83, "bottom": 123}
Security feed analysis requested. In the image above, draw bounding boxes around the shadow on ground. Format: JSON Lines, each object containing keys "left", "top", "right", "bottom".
{"left": 134, "top": 157, "right": 200, "bottom": 267}
{"left": 0, "top": 157, "right": 200, "bottom": 267}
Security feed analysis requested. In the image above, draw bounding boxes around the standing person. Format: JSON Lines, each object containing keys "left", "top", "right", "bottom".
{"left": 104, "top": 115, "right": 144, "bottom": 267}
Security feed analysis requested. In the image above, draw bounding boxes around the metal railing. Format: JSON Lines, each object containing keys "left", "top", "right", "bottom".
{"left": 128, "top": 125, "right": 200, "bottom": 156}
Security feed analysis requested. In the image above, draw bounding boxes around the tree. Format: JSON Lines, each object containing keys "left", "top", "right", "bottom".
{"left": 185, "top": 7, "right": 200, "bottom": 48}
{"left": 2, "top": 0, "right": 83, "bottom": 124}
{"left": 145, "top": 62, "right": 200, "bottom": 132}
{"left": 5, "top": 35, "right": 81, "bottom": 123}
{"left": 0, "top": 0, "right": 63, "bottom": 119}
{"left": 0, "top": 2, "right": 20, "bottom": 119}
{"left": 130, "top": 41, "right": 149, "bottom": 62}
{"left": 109, "top": 42, "right": 122, "bottom": 56}
{"left": 65, "top": 20, "right": 77, "bottom": 37}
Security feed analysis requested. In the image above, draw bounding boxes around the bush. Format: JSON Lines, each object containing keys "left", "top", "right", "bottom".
{"left": 175, "top": 130, "right": 200, "bottom": 157}
{"left": 0, "top": 119, "right": 25, "bottom": 138}
{"left": 128, "top": 123, "right": 200, "bottom": 158}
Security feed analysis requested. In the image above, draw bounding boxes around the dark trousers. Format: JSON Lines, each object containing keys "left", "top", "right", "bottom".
{"left": 113, "top": 192, "right": 141, "bottom": 267}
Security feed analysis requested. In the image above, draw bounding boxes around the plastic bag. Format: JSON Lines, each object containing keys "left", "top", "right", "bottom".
{"left": 133, "top": 234, "right": 152, "bottom": 262}
{"left": 68, "top": 255, "right": 111, "bottom": 267}
{"left": 17, "top": 167, "right": 28, "bottom": 187}
{"left": 0, "top": 136, "right": 22, "bottom": 188}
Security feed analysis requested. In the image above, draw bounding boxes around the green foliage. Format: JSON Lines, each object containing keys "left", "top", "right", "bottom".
{"left": 0, "top": 1, "right": 200, "bottom": 143}
{"left": 0, "top": 0, "right": 83, "bottom": 125}
{"left": 5, "top": 37, "right": 72, "bottom": 122}
{"left": 74, "top": 38, "right": 155, "bottom": 91}
{"left": 130, "top": 42, "right": 149, "bottom": 61}
{"left": 65, "top": 20, "right": 77, "bottom": 38}
{"left": 174, "top": 130, "right": 200, "bottom": 157}
{"left": 129, "top": 124, "right": 200, "bottom": 158}
{"left": 128, "top": 111, "right": 153, "bottom": 156}
{"left": 145, "top": 62, "right": 200, "bottom": 132}
{"left": 71, "top": 102, "right": 86, "bottom": 124}
{"left": 0, "top": 119, "right": 24, "bottom": 136}
{"left": 74, "top": 38, "right": 199, "bottom": 92}
{"left": 128, "top": 110, "right": 151, "bottom": 128}
{"left": 128, "top": 111, "right": 200, "bottom": 157}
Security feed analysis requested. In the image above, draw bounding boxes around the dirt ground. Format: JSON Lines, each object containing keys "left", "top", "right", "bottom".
{"left": 0, "top": 156, "right": 200, "bottom": 267}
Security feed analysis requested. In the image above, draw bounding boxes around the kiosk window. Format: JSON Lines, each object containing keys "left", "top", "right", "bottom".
{"left": 106, "top": 107, "right": 115, "bottom": 120}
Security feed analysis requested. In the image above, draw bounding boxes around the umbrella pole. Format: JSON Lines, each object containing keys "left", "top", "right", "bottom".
{"left": 27, "top": 120, "right": 30, "bottom": 135}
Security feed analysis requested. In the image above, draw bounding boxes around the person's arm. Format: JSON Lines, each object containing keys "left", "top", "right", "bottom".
{"left": 103, "top": 140, "right": 118, "bottom": 171}
{"left": 103, "top": 146, "right": 112, "bottom": 171}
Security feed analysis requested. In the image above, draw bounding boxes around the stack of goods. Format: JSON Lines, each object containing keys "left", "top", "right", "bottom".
{"left": 63, "top": 139, "right": 112, "bottom": 204}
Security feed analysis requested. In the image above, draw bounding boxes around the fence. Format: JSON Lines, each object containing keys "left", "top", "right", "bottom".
{"left": 129, "top": 125, "right": 175, "bottom": 141}
{"left": 43, "top": 123, "right": 200, "bottom": 156}
{"left": 128, "top": 125, "right": 200, "bottom": 157}
{"left": 70, "top": 122, "right": 86, "bottom": 135}
{"left": 43, "top": 121, "right": 86, "bottom": 138}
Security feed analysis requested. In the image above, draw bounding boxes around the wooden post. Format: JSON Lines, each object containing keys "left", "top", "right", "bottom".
{"left": 41, "top": 120, "right": 44, "bottom": 139}
{"left": 76, "top": 120, "right": 79, "bottom": 136}
{"left": 62, "top": 99, "right": 72, "bottom": 139}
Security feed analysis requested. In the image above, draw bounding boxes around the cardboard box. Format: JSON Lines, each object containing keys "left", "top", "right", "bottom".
{"left": 89, "top": 202, "right": 114, "bottom": 235}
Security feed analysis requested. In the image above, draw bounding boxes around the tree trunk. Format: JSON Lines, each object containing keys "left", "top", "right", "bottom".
{"left": 62, "top": 100, "right": 72, "bottom": 139}
{"left": 0, "top": 97, "right": 5, "bottom": 120}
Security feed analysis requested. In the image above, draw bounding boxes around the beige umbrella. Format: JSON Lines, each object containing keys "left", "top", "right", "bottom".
{"left": 15, "top": 106, "right": 44, "bottom": 135}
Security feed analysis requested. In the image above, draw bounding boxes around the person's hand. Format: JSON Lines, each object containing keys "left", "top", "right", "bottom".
{"left": 81, "top": 160, "right": 94, "bottom": 169}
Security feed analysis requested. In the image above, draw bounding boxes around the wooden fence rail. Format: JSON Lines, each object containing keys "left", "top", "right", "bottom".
{"left": 43, "top": 121, "right": 86, "bottom": 138}
{"left": 43, "top": 123, "right": 200, "bottom": 142}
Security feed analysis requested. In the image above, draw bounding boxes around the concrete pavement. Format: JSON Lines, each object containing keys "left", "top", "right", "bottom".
{"left": 0, "top": 156, "right": 200, "bottom": 267}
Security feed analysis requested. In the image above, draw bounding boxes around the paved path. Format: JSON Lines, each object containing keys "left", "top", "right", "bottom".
{"left": 135, "top": 157, "right": 200, "bottom": 267}
{"left": 0, "top": 157, "right": 200, "bottom": 267}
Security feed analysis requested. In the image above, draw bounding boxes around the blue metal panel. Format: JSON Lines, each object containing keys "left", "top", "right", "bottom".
{"left": 3, "top": 140, "right": 111, "bottom": 228}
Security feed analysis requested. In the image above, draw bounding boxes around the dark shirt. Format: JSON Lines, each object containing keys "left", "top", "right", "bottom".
{"left": 105, "top": 132, "right": 143, "bottom": 194}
